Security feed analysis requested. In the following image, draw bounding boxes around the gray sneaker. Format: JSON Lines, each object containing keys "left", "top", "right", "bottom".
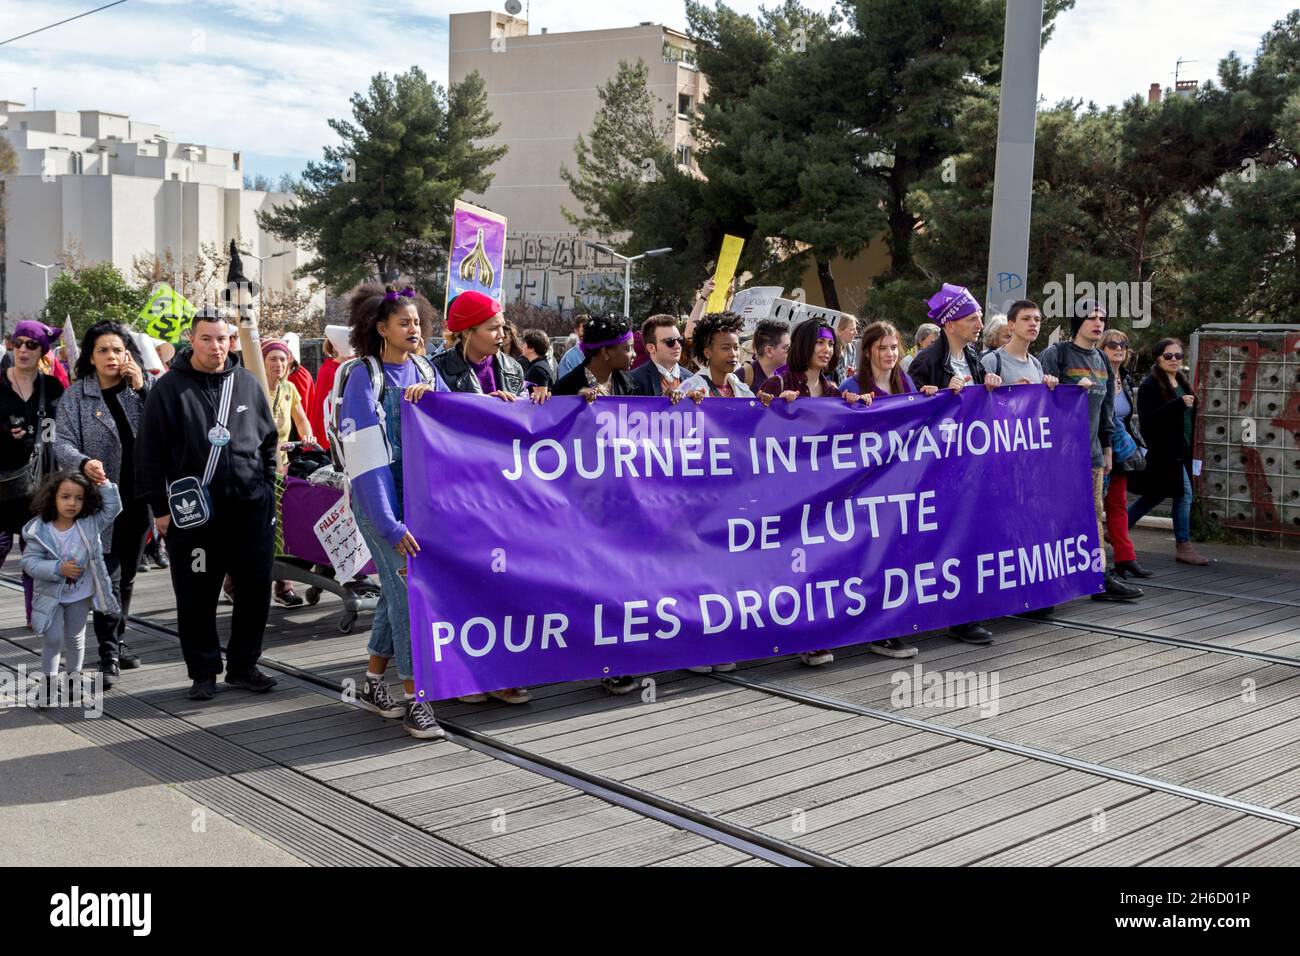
{"left": 403, "top": 700, "right": 445, "bottom": 740}
{"left": 358, "top": 677, "right": 404, "bottom": 718}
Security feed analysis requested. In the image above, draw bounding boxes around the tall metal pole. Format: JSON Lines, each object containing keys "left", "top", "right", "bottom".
{"left": 984, "top": 0, "right": 1044, "bottom": 316}
{"left": 623, "top": 259, "right": 632, "bottom": 318}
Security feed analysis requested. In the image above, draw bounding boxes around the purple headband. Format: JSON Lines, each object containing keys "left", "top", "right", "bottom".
{"left": 12, "top": 320, "right": 61, "bottom": 355}
{"left": 926, "top": 284, "right": 980, "bottom": 326}
{"left": 817, "top": 327, "right": 835, "bottom": 341}
{"left": 581, "top": 331, "right": 634, "bottom": 352}
{"left": 384, "top": 287, "right": 416, "bottom": 302}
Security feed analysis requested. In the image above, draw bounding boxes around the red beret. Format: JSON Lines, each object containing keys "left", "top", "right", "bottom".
{"left": 446, "top": 290, "right": 501, "bottom": 333}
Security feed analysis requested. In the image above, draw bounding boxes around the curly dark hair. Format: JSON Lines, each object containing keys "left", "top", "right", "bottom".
{"left": 31, "top": 470, "right": 104, "bottom": 522}
{"left": 74, "top": 321, "right": 144, "bottom": 381}
{"left": 348, "top": 284, "right": 435, "bottom": 359}
{"left": 691, "top": 312, "right": 745, "bottom": 365}
{"left": 578, "top": 314, "right": 632, "bottom": 363}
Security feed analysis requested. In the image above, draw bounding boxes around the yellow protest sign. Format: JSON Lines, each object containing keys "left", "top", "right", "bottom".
{"left": 706, "top": 235, "right": 744, "bottom": 313}
{"left": 139, "top": 283, "right": 197, "bottom": 343}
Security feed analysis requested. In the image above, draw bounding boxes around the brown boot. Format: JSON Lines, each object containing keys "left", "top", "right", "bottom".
{"left": 1176, "top": 542, "right": 1209, "bottom": 566}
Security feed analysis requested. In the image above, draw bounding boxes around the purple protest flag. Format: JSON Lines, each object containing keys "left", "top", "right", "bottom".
{"left": 445, "top": 199, "right": 507, "bottom": 315}
{"left": 402, "top": 388, "right": 1103, "bottom": 701}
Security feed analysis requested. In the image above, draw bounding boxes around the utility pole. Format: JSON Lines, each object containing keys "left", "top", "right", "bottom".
{"left": 984, "top": 0, "right": 1044, "bottom": 317}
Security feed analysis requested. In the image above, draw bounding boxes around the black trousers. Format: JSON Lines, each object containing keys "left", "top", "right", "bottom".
{"left": 93, "top": 498, "right": 152, "bottom": 664}
{"left": 167, "top": 491, "right": 275, "bottom": 681}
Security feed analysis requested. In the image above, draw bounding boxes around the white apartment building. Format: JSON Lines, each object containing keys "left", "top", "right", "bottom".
{"left": 1, "top": 100, "right": 320, "bottom": 322}
{"left": 449, "top": 10, "right": 707, "bottom": 311}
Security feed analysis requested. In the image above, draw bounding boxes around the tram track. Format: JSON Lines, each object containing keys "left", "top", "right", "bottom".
{"left": 7, "top": 569, "right": 1298, "bottom": 862}
{"left": 77, "top": 602, "right": 835, "bottom": 867}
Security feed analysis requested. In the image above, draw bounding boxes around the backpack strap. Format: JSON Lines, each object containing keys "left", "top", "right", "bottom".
{"left": 411, "top": 353, "right": 435, "bottom": 385}
{"left": 994, "top": 350, "right": 1003, "bottom": 380}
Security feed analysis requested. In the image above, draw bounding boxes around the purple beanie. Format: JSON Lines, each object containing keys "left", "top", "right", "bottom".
{"left": 926, "top": 284, "right": 981, "bottom": 326}
{"left": 12, "top": 320, "right": 62, "bottom": 355}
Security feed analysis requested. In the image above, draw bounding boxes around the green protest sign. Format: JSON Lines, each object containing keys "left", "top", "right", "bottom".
{"left": 139, "top": 283, "right": 197, "bottom": 343}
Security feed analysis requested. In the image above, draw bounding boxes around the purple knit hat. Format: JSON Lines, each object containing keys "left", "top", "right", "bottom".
{"left": 926, "top": 284, "right": 981, "bottom": 326}
{"left": 12, "top": 320, "right": 62, "bottom": 355}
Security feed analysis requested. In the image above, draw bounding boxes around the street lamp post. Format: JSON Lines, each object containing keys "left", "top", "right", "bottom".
{"left": 16, "top": 260, "right": 59, "bottom": 334}
{"left": 584, "top": 242, "right": 672, "bottom": 317}
{"left": 243, "top": 250, "right": 292, "bottom": 313}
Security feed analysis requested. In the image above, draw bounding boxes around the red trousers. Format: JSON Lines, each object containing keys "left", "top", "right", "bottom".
{"left": 1105, "top": 473, "right": 1137, "bottom": 563}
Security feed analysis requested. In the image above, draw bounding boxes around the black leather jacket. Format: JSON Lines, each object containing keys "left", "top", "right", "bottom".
{"left": 430, "top": 345, "right": 526, "bottom": 395}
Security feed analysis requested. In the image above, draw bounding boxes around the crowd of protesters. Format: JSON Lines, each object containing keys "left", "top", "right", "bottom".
{"left": 1, "top": 271, "right": 1209, "bottom": 736}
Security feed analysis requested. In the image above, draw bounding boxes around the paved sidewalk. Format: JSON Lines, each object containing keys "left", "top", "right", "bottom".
{"left": 0, "top": 703, "right": 304, "bottom": 867}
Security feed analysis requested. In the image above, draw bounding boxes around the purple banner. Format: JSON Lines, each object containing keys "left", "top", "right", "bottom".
{"left": 403, "top": 388, "right": 1104, "bottom": 700}
{"left": 445, "top": 200, "right": 506, "bottom": 312}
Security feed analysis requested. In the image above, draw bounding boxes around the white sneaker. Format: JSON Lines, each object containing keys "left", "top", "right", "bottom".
{"left": 457, "top": 693, "right": 488, "bottom": 704}
{"left": 869, "top": 638, "right": 918, "bottom": 659}
{"left": 488, "top": 687, "right": 531, "bottom": 705}
{"left": 712, "top": 662, "right": 737, "bottom": 673}
{"left": 800, "top": 650, "right": 834, "bottom": 667}
{"left": 688, "top": 665, "right": 713, "bottom": 674}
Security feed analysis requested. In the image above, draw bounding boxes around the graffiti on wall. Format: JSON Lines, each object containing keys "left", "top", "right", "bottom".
{"left": 501, "top": 233, "right": 625, "bottom": 306}
{"left": 1196, "top": 330, "right": 1300, "bottom": 544}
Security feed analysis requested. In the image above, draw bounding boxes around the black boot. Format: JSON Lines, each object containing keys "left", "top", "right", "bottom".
{"left": 1092, "top": 571, "right": 1144, "bottom": 601}
{"left": 951, "top": 622, "right": 994, "bottom": 645}
{"left": 1114, "top": 559, "right": 1154, "bottom": 579}
{"left": 99, "top": 660, "right": 120, "bottom": 690}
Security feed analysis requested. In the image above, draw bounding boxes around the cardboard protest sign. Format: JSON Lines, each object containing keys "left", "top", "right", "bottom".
{"left": 705, "top": 235, "right": 744, "bottom": 313}
{"left": 139, "top": 283, "right": 197, "bottom": 343}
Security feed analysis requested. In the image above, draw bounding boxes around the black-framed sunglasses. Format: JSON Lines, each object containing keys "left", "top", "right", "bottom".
{"left": 1162, "top": 352, "right": 1184, "bottom": 362}
{"left": 1104, "top": 341, "right": 1128, "bottom": 351}
{"left": 659, "top": 337, "right": 684, "bottom": 349}
{"left": 13, "top": 338, "right": 42, "bottom": 351}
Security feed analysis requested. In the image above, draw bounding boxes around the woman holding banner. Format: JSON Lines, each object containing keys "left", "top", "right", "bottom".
{"left": 52, "top": 321, "right": 152, "bottom": 686}
{"left": 342, "top": 285, "right": 450, "bottom": 739}
{"left": 431, "top": 290, "right": 552, "bottom": 703}
{"left": 552, "top": 314, "right": 638, "bottom": 401}
{"left": 757, "top": 320, "right": 863, "bottom": 667}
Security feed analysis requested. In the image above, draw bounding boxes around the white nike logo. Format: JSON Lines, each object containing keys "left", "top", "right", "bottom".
{"left": 237, "top": 405, "right": 248, "bottom": 412}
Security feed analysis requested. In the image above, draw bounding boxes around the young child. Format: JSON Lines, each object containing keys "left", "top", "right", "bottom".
{"left": 22, "top": 471, "right": 121, "bottom": 703}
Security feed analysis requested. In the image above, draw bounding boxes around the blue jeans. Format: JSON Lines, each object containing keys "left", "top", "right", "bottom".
{"left": 1128, "top": 466, "right": 1193, "bottom": 544}
{"left": 358, "top": 505, "right": 413, "bottom": 681}
{"left": 359, "top": 385, "right": 413, "bottom": 679}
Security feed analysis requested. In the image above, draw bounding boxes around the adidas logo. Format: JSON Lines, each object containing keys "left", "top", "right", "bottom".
{"left": 177, "top": 499, "right": 197, "bottom": 516}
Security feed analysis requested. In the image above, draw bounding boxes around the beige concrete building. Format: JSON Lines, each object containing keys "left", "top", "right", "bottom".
{"left": 1, "top": 100, "right": 320, "bottom": 324}
{"left": 449, "top": 10, "right": 706, "bottom": 310}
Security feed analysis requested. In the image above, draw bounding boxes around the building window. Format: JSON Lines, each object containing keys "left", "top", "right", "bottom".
{"left": 676, "top": 144, "right": 692, "bottom": 168}
{"left": 663, "top": 42, "right": 696, "bottom": 66}
{"left": 678, "top": 93, "right": 692, "bottom": 118}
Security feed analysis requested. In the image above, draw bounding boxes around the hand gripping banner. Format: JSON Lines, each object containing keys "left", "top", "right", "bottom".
{"left": 402, "top": 387, "right": 1103, "bottom": 700}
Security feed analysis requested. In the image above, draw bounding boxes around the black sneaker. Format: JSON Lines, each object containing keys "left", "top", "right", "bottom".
{"left": 358, "top": 677, "right": 405, "bottom": 718}
{"left": 225, "top": 668, "right": 278, "bottom": 693}
{"left": 869, "top": 638, "right": 918, "bottom": 659}
{"left": 403, "top": 700, "right": 445, "bottom": 740}
{"left": 119, "top": 651, "right": 142, "bottom": 669}
{"left": 951, "top": 622, "right": 994, "bottom": 645}
{"left": 136, "top": 558, "right": 150, "bottom": 573}
{"left": 187, "top": 677, "right": 217, "bottom": 701}
{"left": 601, "top": 676, "right": 638, "bottom": 695}
{"left": 150, "top": 544, "right": 170, "bottom": 569}
{"left": 99, "top": 660, "right": 119, "bottom": 690}
{"left": 1092, "top": 571, "right": 1143, "bottom": 602}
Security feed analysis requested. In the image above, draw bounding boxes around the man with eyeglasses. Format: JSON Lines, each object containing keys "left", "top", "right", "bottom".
{"left": 629, "top": 315, "right": 688, "bottom": 396}
{"left": 1041, "top": 299, "right": 1144, "bottom": 603}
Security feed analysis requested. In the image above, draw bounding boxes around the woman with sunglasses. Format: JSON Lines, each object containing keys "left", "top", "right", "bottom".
{"left": 1128, "top": 338, "right": 1209, "bottom": 566}
{"left": 0, "top": 322, "right": 67, "bottom": 627}
{"left": 1100, "top": 331, "right": 1151, "bottom": 580}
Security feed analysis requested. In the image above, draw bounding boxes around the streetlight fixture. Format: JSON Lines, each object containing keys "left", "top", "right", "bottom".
{"left": 584, "top": 241, "right": 672, "bottom": 318}
{"left": 19, "top": 259, "right": 59, "bottom": 304}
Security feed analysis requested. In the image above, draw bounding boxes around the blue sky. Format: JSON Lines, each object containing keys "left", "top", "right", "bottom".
{"left": 1, "top": 1, "right": 1292, "bottom": 184}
